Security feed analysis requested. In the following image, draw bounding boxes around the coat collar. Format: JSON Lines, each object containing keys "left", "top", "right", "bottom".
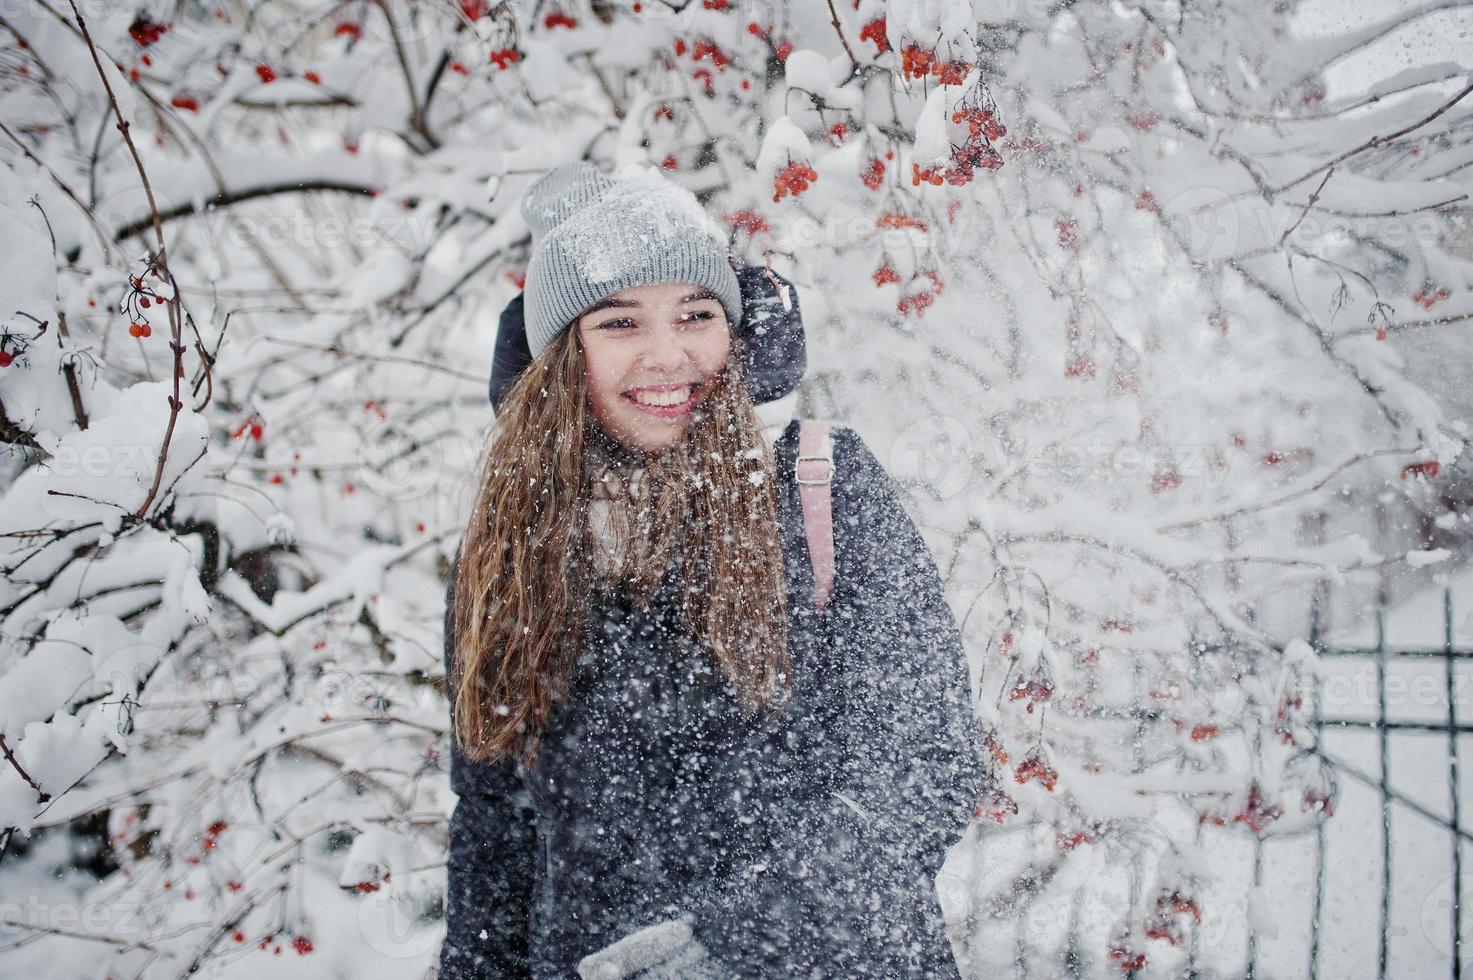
{"left": 754, "top": 390, "right": 798, "bottom": 452}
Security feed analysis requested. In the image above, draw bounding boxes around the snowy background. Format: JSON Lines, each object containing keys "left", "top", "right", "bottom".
{"left": 1, "top": 0, "right": 1471, "bottom": 977}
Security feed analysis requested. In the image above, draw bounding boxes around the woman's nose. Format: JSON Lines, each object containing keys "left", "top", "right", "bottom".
{"left": 638, "top": 332, "right": 693, "bottom": 371}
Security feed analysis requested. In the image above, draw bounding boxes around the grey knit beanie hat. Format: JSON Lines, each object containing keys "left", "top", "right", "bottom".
{"left": 519, "top": 160, "right": 743, "bottom": 358}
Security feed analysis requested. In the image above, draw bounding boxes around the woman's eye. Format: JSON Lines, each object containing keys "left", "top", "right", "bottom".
{"left": 596, "top": 310, "right": 714, "bottom": 330}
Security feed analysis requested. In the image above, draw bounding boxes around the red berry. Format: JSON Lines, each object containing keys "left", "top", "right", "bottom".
{"left": 256, "top": 64, "right": 277, "bottom": 84}
{"left": 304, "top": 69, "right": 321, "bottom": 84}
{"left": 128, "top": 18, "right": 168, "bottom": 47}
{"left": 0, "top": 351, "right": 12, "bottom": 368}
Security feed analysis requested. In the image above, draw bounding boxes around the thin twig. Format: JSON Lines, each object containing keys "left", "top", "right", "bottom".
{"left": 1269, "top": 78, "right": 1473, "bottom": 197}
{"left": 0, "top": 733, "right": 47, "bottom": 801}
{"left": 824, "top": 0, "right": 861, "bottom": 76}
{"left": 66, "top": 0, "right": 187, "bottom": 522}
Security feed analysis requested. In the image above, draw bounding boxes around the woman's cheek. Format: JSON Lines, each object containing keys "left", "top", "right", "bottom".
{"left": 699, "top": 327, "right": 733, "bottom": 377}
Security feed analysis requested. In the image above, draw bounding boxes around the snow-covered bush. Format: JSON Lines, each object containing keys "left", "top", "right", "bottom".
{"left": 1, "top": 0, "right": 1468, "bottom": 976}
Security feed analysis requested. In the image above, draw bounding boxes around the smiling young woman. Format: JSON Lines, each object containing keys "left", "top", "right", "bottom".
{"left": 439, "top": 160, "right": 986, "bottom": 979}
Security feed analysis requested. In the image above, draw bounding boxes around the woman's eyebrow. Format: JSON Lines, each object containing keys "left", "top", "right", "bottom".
{"left": 583, "top": 296, "right": 640, "bottom": 317}
{"left": 583, "top": 289, "right": 719, "bottom": 318}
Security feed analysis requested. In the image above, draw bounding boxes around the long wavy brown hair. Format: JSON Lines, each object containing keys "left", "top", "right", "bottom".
{"left": 448, "top": 317, "right": 793, "bottom": 771}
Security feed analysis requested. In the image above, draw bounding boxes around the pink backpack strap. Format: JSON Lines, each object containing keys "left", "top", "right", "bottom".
{"left": 795, "top": 419, "right": 836, "bottom": 616}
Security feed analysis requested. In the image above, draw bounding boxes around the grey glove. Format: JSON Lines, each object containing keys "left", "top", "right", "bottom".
{"left": 577, "top": 915, "right": 729, "bottom": 979}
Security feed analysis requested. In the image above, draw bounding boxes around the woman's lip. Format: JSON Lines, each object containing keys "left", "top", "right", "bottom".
{"left": 623, "top": 381, "right": 701, "bottom": 394}
{"left": 622, "top": 385, "right": 701, "bottom": 417}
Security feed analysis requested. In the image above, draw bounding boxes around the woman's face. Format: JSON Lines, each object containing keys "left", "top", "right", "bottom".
{"left": 576, "top": 280, "right": 733, "bottom": 453}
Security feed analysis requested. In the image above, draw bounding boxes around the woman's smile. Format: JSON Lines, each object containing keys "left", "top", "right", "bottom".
{"left": 622, "top": 382, "right": 703, "bottom": 416}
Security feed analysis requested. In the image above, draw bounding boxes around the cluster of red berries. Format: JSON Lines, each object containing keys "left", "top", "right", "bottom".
{"left": 896, "top": 291, "right": 934, "bottom": 317}
{"left": 1014, "top": 752, "right": 1059, "bottom": 791}
{"left": 859, "top": 17, "right": 888, "bottom": 55}
{"left": 1063, "top": 355, "right": 1096, "bottom": 379}
{"left": 1198, "top": 780, "right": 1282, "bottom": 833}
{"left": 242, "top": 932, "right": 314, "bottom": 955}
{"left": 912, "top": 143, "right": 1003, "bottom": 187}
{"left": 672, "top": 36, "right": 739, "bottom": 94}
{"left": 900, "top": 44, "right": 972, "bottom": 84}
{"left": 1056, "top": 829, "right": 1095, "bottom": 851}
{"left": 973, "top": 786, "right": 1018, "bottom": 823}
{"left": 1303, "top": 788, "right": 1335, "bottom": 817}
{"left": 1006, "top": 675, "right": 1054, "bottom": 713}
{"left": 1106, "top": 942, "right": 1146, "bottom": 972}
{"left": 722, "top": 209, "right": 769, "bottom": 236}
{"left": 122, "top": 271, "right": 165, "bottom": 340}
{"left": 1166, "top": 717, "right": 1219, "bottom": 741}
{"left": 896, "top": 268, "right": 944, "bottom": 318}
{"left": 1143, "top": 890, "right": 1202, "bottom": 946}
{"left": 746, "top": 22, "right": 794, "bottom": 61}
{"left": 1056, "top": 216, "right": 1080, "bottom": 251}
{"left": 912, "top": 102, "right": 1008, "bottom": 188}
{"left": 772, "top": 161, "right": 817, "bottom": 202}
{"left": 876, "top": 210, "right": 926, "bottom": 233}
{"left": 1412, "top": 281, "right": 1449, "bottom": 309}
{"left": 122, "top": 16, "right": 170, "bottom": 78}
{"left": 128, "top": 16, "right": 167, "bottom": 47}
{"left": 952, "top": 106, "right": 1005, "bottom": 142}
{"left": 1150, "top": 469, "right": 1182, "bottom": 494}
{"left": 231, "top": 415, "right": 265, "bottom": 440}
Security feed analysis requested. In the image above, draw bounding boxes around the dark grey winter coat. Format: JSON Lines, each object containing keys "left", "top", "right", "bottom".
{"left": 438, "top": 418, "right": 988, "bottom": 978}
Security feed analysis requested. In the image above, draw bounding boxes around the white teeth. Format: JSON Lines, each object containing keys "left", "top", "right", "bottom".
{"left": 631, "top": 385, "right": 692, "bottom": 407}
